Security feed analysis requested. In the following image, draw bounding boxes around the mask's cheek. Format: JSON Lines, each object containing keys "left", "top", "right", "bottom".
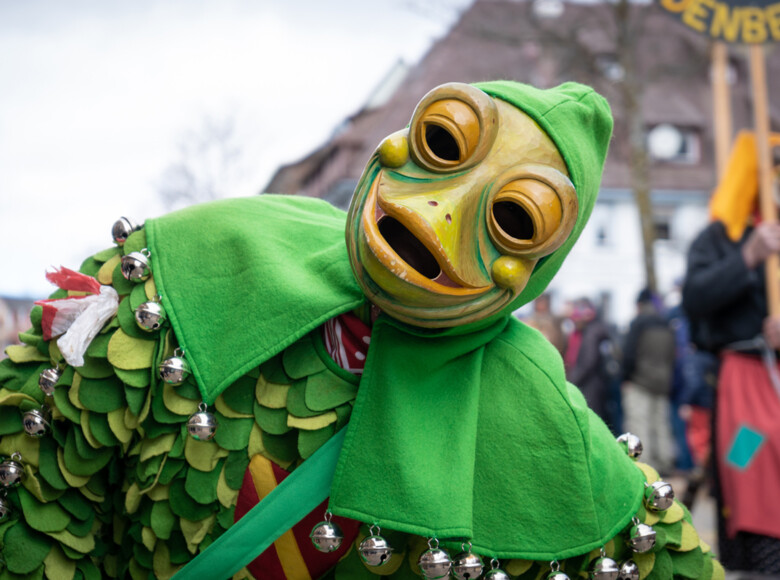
{"left": 491, "top": 256, "right": 536, "bottom": 292}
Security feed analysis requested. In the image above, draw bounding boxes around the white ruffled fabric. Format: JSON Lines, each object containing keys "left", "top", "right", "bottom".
{"left": 36, "top": 267, "right": 121, "bottom": 368}
{"left": 50, "top": 286, "right": 119, "bottom": 367}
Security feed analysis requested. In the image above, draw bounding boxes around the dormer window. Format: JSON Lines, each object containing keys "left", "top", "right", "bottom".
{"left": 596, "top": 54, "right": 625, "bottom": 82}
{"left": 532, "top": 0, "right": 564, "bottom": 19}
{"left": 647, "top": 124, "right": 700, "bottom": 164}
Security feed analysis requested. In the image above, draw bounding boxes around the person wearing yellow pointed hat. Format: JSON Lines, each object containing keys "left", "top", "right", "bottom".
{"left": 683, "top": 130, "right": 780, "bottom": 574}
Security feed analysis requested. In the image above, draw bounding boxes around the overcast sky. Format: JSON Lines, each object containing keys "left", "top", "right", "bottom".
{"left": 0, "top": 0, "right": 471, "bottom": 297}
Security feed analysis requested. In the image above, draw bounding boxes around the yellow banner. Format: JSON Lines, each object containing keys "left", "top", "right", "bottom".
{"left": 658, "top": 0, "right": 780, "bottom": 43}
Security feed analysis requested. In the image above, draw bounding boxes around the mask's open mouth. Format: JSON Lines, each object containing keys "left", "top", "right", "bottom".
{"left": 377, "top": 215, "right": 440, "bottom": 280}
{"left": 374, "top": 205, "right": 463, "bottom": 288}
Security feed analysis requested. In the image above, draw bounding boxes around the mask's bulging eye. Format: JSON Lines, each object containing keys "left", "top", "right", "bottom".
{"left": 492, "top": 201, "right": 534, "bottom": 240}
{"left": 407, "top": 83, "right": 499, "bottom": 173}
{"left": 488, "top": 176, "right": 577, "bottom": 259}
{"left": 414, "top": 99, "right": 480, "bottom": 168}
{"left": 425, "top": 125, "right": 460, "bottom": 162}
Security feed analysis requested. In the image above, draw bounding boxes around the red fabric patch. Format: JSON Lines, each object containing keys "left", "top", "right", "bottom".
{"left": 235, "top": 458, "right": 361, "bottom": 579}
{"left": 34, "top": 267, "right": 101, "bottom": 340}
{"left": 234, "top": 468, "right": 287, "bottom": 580}
{"left": 45, "top": 267, "right": 101, "bottom": 294}
{"left": 321, "top": 312, "right": 371, "bottom": 375}
{"left": 38, "top": 301, "right": 59, "bottom": 342}
{"left": 34, "top": 296, "right": 92, "bottom": 341}
{"left": 686, "top": 406, "right": 711, "bottom": 467}
{"left": 717, "top": 352, "right": 780, "bottom": 539}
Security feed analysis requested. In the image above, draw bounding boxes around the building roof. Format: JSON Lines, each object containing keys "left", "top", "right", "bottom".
{"left": 264, "top": 0, "right": 780, "bottom": 207}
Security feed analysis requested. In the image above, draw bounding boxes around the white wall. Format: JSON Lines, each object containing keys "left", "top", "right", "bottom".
{"left": 544, "top": 193, "right": 710, "bottom": 330}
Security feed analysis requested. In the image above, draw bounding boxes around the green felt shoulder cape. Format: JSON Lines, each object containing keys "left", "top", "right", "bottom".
{"left": 146, "top": 194, "right": 366, "bottom": 401}
{"left": 146, "top": 193, "right": 644, "bottom": 559}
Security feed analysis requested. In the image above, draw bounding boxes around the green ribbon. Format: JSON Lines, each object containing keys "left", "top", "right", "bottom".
{"left": 172, "top": 428, "right": 346, "bottom": 580}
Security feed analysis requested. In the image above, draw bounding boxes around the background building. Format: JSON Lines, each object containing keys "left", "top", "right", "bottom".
{"left": 265, "top": 0, "right": 780, "bottom": 326}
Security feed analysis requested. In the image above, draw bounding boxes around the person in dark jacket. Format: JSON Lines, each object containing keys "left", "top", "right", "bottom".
{"left": 684, "top": 218, "right": 780, "bottom": 574}
{"left": 564, "top": 297, "right": 612, "bottom": 426}
{"left": 682, "top": 130, "right": 780, "bottom": 575}
{"left": 621, "top": 288, "right": 676, "bottom": 474}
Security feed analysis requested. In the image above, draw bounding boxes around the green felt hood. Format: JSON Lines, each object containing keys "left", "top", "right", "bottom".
{"left": 474, "top": 81, "right": 613, "bottom": 311}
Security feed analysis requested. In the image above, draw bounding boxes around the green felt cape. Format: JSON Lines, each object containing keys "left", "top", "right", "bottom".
{"left": 146, "top": 81, "right": 645, "bottom": 559}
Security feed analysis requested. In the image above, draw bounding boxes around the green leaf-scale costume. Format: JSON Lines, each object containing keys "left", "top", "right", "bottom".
{"left": 0, "top": 80, "right": 722, "bottom": 579}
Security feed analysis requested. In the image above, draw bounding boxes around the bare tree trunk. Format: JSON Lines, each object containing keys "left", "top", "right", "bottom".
{"left": 616, "top": 0, "right": 657, "bottom": 294}
{"left": 628, "top": 113, "right": 658, "bottom": 294}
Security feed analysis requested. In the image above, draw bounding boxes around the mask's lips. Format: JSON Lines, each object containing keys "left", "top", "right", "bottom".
{"left": 374, "top": 205, "right": 461, "bottom": 288}
{"left": 361, "top": 174, "right": 490, "bottom": 297}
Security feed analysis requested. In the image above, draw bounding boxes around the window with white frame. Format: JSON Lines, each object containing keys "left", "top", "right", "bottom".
{"left": 647, "top": 124, "right": 701, "bottom": 165}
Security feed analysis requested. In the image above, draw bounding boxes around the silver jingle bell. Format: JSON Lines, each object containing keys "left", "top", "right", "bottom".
{"left": 22, "top": 407, "right": 51, "bottom": 437}
{"left": 452, "top": 549, "right": 484, "bottom": 580}
{"left": 644, "top": 480, "right": 675, "bottom": 512}
{"left": 310, "top": 519, "right": 344, "bottom": 553}
{"left": 159, "top": 350, "right": 191, "bottom": 386}
{"left": 111, "top": 217, "right": 139, "bottom": 246}
{"left": 0, "top": 456, "right": 24, "bottom": 488}
{"left": 617, "top": 560, "right": 640, "bottom": 580}
{"left": 485, "top": 568, "right": 511, "bottom": 580}
{"left": 121, "top": 250, "right": 152, "bottom": 282}
{"left": 547, "top": 561, "right": 570, "bottom": 580}
{"left": 628, "top": 522, "right": 656, "bottom": 553}
{"left": 0, "top": 494, "right": 9, "bottom": 520}
{"left": 591, "top": 556, "right": 620, "bottom": 580}
{"left": 616, "top": 433, "right": 643, "bottom": 459}
{"left": 38, "top": 367, "right": 62, "bottom": 396}
{"left": 135, "top": 300, "right": 167, "bottom": 332}
{"left": 418, "top": 547, "right": 452, "bottom": 579}
{"left": 359, "top": 531, "right": 393, "bottom": 567}
{"left": 187, "top": 406, "right": 218, "bottom": 441}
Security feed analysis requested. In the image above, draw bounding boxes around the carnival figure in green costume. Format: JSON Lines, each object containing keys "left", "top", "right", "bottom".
{"left": 0, "top": 81, "right": 722, "bottom": 580}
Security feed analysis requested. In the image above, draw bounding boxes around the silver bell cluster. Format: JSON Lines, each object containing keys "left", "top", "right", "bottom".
{"left": 38, "top": 367, "right": 62, "bottom": 396}
{"left": 358, "top": 526, "right": 393, "bottom": 567}
{"left": 590, "top": 552, "right": 619, "bottom": 580}
{"left": 187, "top": 404, "right": 218, "bottom": 441}
{"left": 617, "top": 559, "right": 640, "bottom": 580}
{"left": 22, "top": 407, "right": 51, "bottom": 438}
{"left": 546, "top": 561, "right": 570, "bottom": 580}
{"left": 452, "top": 546, "right": 484, "bottom": 580}
{"left": 484, "top": 560, "right": 511, "bottom": 580}
{"left": 418, "top": 539, "right": 452, "bottom": 580}
{"left": 309, "top": 512, "right": 343, "bottom": 553}
{"left": 0, "top": 493, "right": 10, "bottom": 520}
{"left": 0, "top": 454, "right": 25, "bottom": 488}
{"left": 159, "top": 349, "right": 191, "bottom": 386}
{"left": 616, "top": 433, "right": 643, "bottom": 460}
{"left": 111, "top": 217, "right": 140, "bottom": 246}
{"left": 121, "top": 248, "right": 152, "bottom": 282}
{"left": 627, "top": 518, "right": 656, "bottom": 553}
{"left": 644, "top": 480, "right": 675, "bottom": 512}
{"left": 135, "top": 299, "right": 166, "bottom": 332}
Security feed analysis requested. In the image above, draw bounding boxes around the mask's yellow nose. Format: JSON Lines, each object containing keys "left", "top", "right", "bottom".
{"left": 377, "top": 131, "right": 409, "bottom": 168}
